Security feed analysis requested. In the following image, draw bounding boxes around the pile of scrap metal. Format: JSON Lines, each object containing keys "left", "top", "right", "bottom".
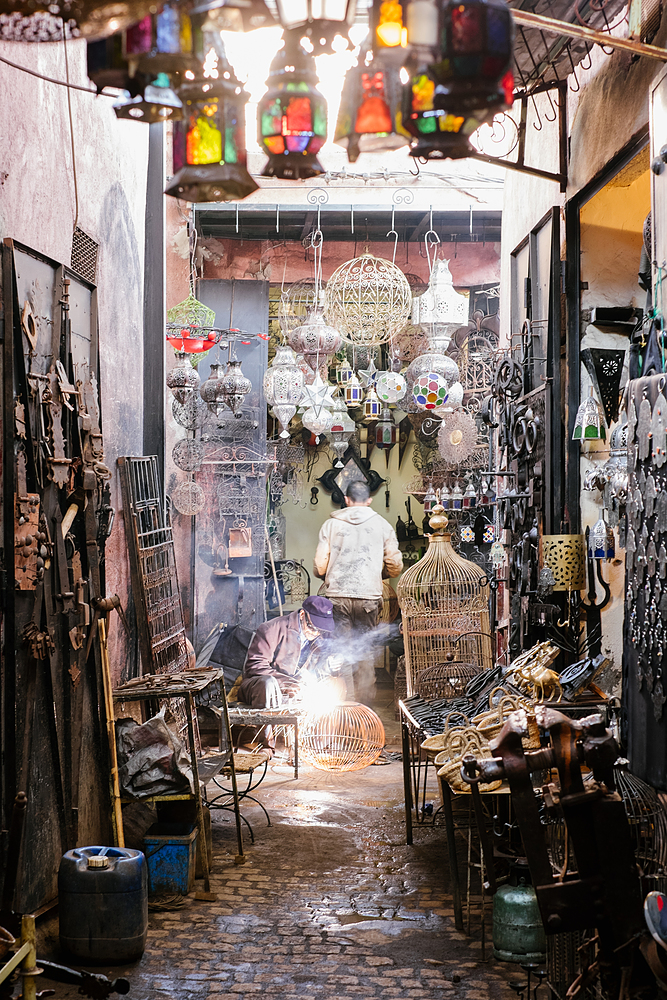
{"left": 461, "top": 709, "right": 667, "bottom": 997}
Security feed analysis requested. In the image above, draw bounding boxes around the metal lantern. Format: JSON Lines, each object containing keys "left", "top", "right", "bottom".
{"left": 121, "top": 1, "right": 194, "bottom": 75}
{"left": 403, "top": 351, "right": 459, "bottom": 413}
{"left": 300, "top": 703, "right": 385, "bottom": 771}
{"left": 199, "top": 361, "right": 226, "bottom": 415}
{"left": 258, "top": 35, "right": 328, "bottom": 180}
{"left": 344, "top": 371, "right": 364, "bottom": 408}
{"left": 165, "top": 33, "right": 257, "bottom": 203}
{"left": 423, "top": 484, "right": 438, "bottom": 512}
{"left": 113, "top": 75, "right": 183, "bottom": 121}
{"left": 442, "top": 380, "right": 464, "bottom": 409}
{"left": 336, "top": 359, "right": 354, "bottom": 385}
{"left": 326, "top": 394, "right": 355, "bottom": 466}
{"left": 412, "top": 259, "right": 469, "bottom": 350}
{"left": 412, "top": 371, "right": 450, "bottom": 410}
{"left": 324, "top": 252, "right": 412, "bottom": 346}
{"left": 376, "top": 370, "right": 407, "bottom": 403}
{"left": 573, "top": 387, "right": 606, "bottom": 442}
{"left": 376, "top": 406, "right": 397, "bottom": 450}
{"left": 167, "top": 352, "right": 201, "bottom": 403}
{"left": 219, "top": 358, "right": 252, "bottom": 417}
{"left": 400, "top": 69, "right": 485, "bottom": 159}
{"left": 588, "top": 513, "right": 615, "bottom": 561}
{"left": 273, "top": 0, "right": 356, "bottom": 53}
{"left": 263, "top": 344, "right": 306, "bottom": 439}
{"left": 166, "top": 293, "right": 218, "bottom": 352}
{"left": 288, "top": 310, "right": 342, "bottom": 371}
{"left": 363, "top": 385, "right": 382, "bottom": 421}
{"left": 334, "top": 46, "right": 407, "bottom": 162}
{"left": 302, "top": 406, "right": 334, "bottom": 442}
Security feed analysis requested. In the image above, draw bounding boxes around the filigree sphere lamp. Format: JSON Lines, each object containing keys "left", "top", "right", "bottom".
{"left": 412, "top": 372, "right": 449, "bottom": 410}
{"left": 263, "top": 345, "right": 306, "bottom": 438}
{"left": 258, "top": 34, "right": 328, "bottom": 179}
{"left": 324, "top": 251, "right": 412, "bottom": 345}
{"left": 300, "top": 703, "right": 385, "bottom": 771}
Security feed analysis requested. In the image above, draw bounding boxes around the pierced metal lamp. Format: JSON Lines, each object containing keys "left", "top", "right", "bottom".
{"left": 588, "top": 512, "right": 615, "bottom": 561}
{"left": 573, "top": 387, "right": 606, "bottom": 442}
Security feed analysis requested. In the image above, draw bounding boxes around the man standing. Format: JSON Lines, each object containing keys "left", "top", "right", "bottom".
{"left": 313, "top": 481, "right": 403, "bottom": 701}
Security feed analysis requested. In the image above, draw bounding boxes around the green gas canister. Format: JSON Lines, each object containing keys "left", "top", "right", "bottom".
{"left": 492, "top": 860, "right": 547, "bottom": 964}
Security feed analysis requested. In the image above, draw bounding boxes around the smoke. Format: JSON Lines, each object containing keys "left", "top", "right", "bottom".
{"left": 314, "top": 622, "right": 401, "bottom": 706}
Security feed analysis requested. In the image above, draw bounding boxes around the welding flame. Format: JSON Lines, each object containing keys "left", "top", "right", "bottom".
{"left": 299, "top": 674, "right": 347, "bottom": 716}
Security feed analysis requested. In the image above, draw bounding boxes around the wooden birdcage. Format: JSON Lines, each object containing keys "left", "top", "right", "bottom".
{"left": 397, "top": 505, "right": 493, "bottom": 696}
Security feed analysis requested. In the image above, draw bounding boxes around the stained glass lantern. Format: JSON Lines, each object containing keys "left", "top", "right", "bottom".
{"left": 273, "top": 0, "right": 356, "bottom": 53}
{"left": 326, "top": 395, "right": 355, "bottom": 466}
{"left": 114, "top": 74, "right": 183, "bottom": 121}
{"left": 403, "top": 351, "right": 459, "bottom": 413}
{"left": 344, "top": 372, "right": 364, "bottom": 408}
{"left": 166, "top": 293, "right": 218, "bottom": 352}
{"left": 288, "top": 310, "right": 342, "bottom": 371}
{"left": 412, "top": 372, "right": 449, "bottom": 410}
{"left": 122, "top": 2, "right": 194, "bottom": 74}
{"left": 401, "top": 69, "right": 487, "bottom": 159}
{"left": 334, "top": 47, "right": 407, "bottom": 162}
{"left": 220, "top": 358, "right": 252, "bottom": 417}
{"left": 363, "top": 385, "right": 382, "bottom": 421}
{"left": 376, "top": 370, "right": 406, "bottom": 403}
{"left": 324, "top": 252, "right": 412, "bottom": 346}
{"left": 166, "top": 33, "right": 257, "bottom": 203}
{"left": 199, "top": 362, "right": 226, "bottom": 415}
{"left": 258, "top": 35, "right": 328, "bottom": 180}
{"left": 441, "top": 380, "right": 464, "bottom": 409}
{"left": 373, "top": 0, "right": 406, "bottom": 47}
{"left": 336, "top": 359, "right": 354, "bottom": 385}
{"left": 423, "top": 484, "right": 438, "bottom": 513}
{"left": 167, "top": 352, "right": 200, "bottom": 403}
{"left": 376, "top": 406, "right": 397, "bottom": 450}
{"left": 263, "top": 345, "right": 306, "bottom": 438}
{"left": 588, "top": 513, "right": 615, "bottom": 561}
{"left": 573, "top": 387, "right": 606, "bottom": 442}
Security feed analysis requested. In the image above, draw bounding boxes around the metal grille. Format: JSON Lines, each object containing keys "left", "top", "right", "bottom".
{"left": 71, "top": 227, "right": 98, "bottom": 283}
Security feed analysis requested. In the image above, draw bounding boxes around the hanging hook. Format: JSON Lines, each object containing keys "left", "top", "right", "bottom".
{"left": 276, "top": 205, "right": 280, "bottom": 233}
{"left": 531, "top": 94, "right": 543, "bottom": 132}
{"left": 409, "top": 159, "right": 420, "bottom": 176}
{"left": 424, "top": 226, "right": 440, "bottom": 276}
{"left": 350, "top": 205, "right": 355, "bottom": 235}
{"left": 386, "top": 208, "right": 399, "bottom": 267}
{"left": 543, "top": 87, "right": 557, "bottom": 123}
{"left": 235, "top": 203, "right": 239, "bottom": 233}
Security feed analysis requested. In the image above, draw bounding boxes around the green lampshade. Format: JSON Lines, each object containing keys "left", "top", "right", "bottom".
{"left": 572, "top": 388, "right": 606, "bottom": 442}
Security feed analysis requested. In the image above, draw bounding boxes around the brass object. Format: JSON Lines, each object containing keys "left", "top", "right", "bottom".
{"left": 541, "top": 534, "right": 585, "bottom": 591}
{"left": 300, "top": 703, "right": 385, "bottom": 772}
{"left": 508, "top": 642, "right": 563, "bottom": 703}
{"left": 397, "top": 505, "right": 493, "bottom": 695}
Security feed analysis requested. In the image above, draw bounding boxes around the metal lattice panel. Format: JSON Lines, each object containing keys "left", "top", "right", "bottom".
{"left": 70, "top": 227, "right": 98, "bottom": 284}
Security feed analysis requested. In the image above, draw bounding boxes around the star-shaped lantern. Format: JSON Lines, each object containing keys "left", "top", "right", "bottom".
{"left": 358, "top": 359, "right": 379, "bottom": 389}
{"left": 300, "top": 373, "right": 336, "bottom": 415}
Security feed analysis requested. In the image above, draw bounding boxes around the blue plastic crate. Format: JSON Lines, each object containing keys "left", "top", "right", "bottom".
{"left": 143, "top": 823, "right": 197, "bottom": 896}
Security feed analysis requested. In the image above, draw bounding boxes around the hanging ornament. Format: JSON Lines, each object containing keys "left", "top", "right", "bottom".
{"left": 263, "top": 344, "right": 305, "bottom": 439}
{"left": 302, "top": 407, "right": 334, "bottom": 443}
{"left": 199, "top": 362, "right": 227, "bottom": 416}
{"left": 363, "top": 385, "right": 382, "bottom": 421}
{"left": 324, "top": 251, "right": 412, "bottom": 346}
{"left": 412, "top": 259, "right": 469, "bottom": 353}
{"left": 403, "top": 352, "right": 459, "bottom": 413}
{"left": 258, "top": 33, "right": 328, "bottom": 179}
{"left": 172, "top": 438, "right": 204, "bottom": 473}
{"left": 326, "top": 394, "right": 356, "bottom": 466}
{"left": 423, "top": 484, "right": 438, "bottom": 513}
{"left": 572, "top": 386, "right": 606, "bottom": 442}
{"left": 358, "top": 358, "right": 379, "bottom": 389}
{"left": 588, "top": 513, "right": 615, "bottom": 561}
{"left": 344, "top": 371, "right": 365, "bottom": 408}
{"left": 412, "top": 372, "right": 450, "bottom": 410}
{"left": 219, "top": 354, "right": 252, "bottom": 417}
{"left": 288, "top": 310, "right": 342, "bottom": 371}
{"left": 437, "top": 411, "right": 478, "bottom": 465}
{"left": 167, "top": 352, "right": 201, "bottom": 403}
{"left": 300, "top": 372, "right": 336, "bottom": 414}
{"left": 334, "top": 44, "right": 407, "bottom": 162}
{"left": 376, "top": 370, "right": 407, "bottom": 404}
{"left": 172, "top": 479, "right": 206, "bottom": 516}
{"left": 376, "top": 406, "right": 397, "bottom": 451}
{"left": 336, "top": 359, "right": 354, "bottom": 385}
{"left": 172, "top": 393, "right": 210, "bottom": 431}
{"left": 166, "top": 293, "right": 218, "bottom": 353}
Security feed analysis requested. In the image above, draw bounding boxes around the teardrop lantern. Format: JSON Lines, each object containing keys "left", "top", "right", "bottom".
{"left": 220, "top": 356, "right": 252, "bottom": 417}
{"left": 288, "top": 309, "right": 342, "bottom": 371}
{"left": 200, "top": 362, "right": 226, "bottom": 416}
{"left": 167, "top": 352, "right": 201, "bottom": 403}
{"left": 263, "top": 344, "right": 306, "bottom": 439}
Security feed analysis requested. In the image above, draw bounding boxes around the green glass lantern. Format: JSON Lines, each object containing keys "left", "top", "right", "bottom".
{"left": 572, "top": 387, "right": 606, "bottom": 442}
{"left": 258, "top": 33, "right": 327, "bottom": 180}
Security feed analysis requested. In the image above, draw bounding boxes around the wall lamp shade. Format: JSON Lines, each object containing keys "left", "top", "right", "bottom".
{"left": 334, "top": 48, "right": 408, "bottom": 162}
{"left": 274, "top": 0, "right": 356, "bottom": 52}
{"left": 573, "top": 387, "right": 606, "bottom": 442}
{"left": 258, "top": 36, "right": 327, "bottom": 179}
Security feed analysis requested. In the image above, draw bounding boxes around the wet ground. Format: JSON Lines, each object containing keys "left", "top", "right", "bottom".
{"left": 35, "top": 693, "right": 517, "bottom": 1000}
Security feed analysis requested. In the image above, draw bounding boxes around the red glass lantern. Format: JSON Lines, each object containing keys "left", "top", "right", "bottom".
{"left": 376, "top": 406, "right": 397, "bottom": 450}
{"left": 258, "top": 33, "right": 328, "bottom": 180}
{"left": 334, "top": 47, "right": 407, "bottom": 162}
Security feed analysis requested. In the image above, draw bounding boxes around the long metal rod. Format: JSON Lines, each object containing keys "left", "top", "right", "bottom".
{"left": 511, "top": 8, "right": 667, "bottom": 61}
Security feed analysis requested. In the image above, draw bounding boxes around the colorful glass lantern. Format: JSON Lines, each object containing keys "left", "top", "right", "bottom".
{"left": 334, "top": 47, "right": 407, "bottom": 162}
{"left": 263, "top": 344, "right": 306, "bottom": 438}
{"left": 373, "top": 0, "right": 406, "bottom": 48}
{"left": 273, "top": 0, "right": 356, "bottom": 53}
{"left": 114, "top": 73, "right": 183, "bottom": 121}
{"left": 588, "top": 513, "right": 615, "bottom": 561}
{"left": 573, "top": 387, "right": 606, "bottom": 442}
{"left": 220, "top": 357, "right": 252, "bottom": 417}
{"left": 376, "top": 370, "right": 406, "bottom": 403}
{"left": 288, "top": 309, "right": 342, "bottom": 370}
{"left": 363, "top": 385, "right": 382, "bottom": 421}
{"left": 166, "top": 33, "right": 257, "bottom": 203}
{"left": 167, "top": 352, "right": 200, "bottom": 404}
{"left": 122, "top": 2, "right": 194, "bottom": 75}
{"left": 258, "top": 35, "right": 328, "bottom": 180}
{"left": 345, "top": 372, "right": 364, "bottom": 408}
{"left": 412, "top": 372, "right": 449, "bottom": 410}
{"left": 336, "top": 359, "right": 354, "bottom": 385}
{"left": 423, "top": 484, "right": 438, "bottom": 513}
{"left": 326, "top": 394, "right": 356, "bottom": 465}
{"left": 376, "top": 406, "right": 397, "bottom": 450}
{"left": 441, "top": 380, "right": 464, "bottom": 409}
{"left": 401, "top": 69, "right": 486, "bottom": 159}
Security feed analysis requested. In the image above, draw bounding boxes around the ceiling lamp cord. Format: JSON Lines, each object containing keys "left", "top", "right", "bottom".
{"left": 62, "top": 22, "right": 79, "bottom": 233}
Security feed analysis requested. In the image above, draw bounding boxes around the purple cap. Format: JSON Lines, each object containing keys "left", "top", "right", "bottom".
{"left": 302, "top": 595, "right": 335, "bottom": 633}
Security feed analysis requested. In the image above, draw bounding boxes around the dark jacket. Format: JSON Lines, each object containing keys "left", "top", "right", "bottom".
{"left": 241, "top": 611, "right": 325, "bottom": 688}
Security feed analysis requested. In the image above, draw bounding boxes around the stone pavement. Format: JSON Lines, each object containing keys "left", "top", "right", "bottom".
{"left": 41, "top": 752, "right": 517, "bottom": 1000}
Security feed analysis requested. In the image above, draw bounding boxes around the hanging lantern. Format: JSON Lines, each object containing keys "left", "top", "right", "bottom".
{"left": 199, "top": 361, "right": 226, "bottom": 415}
{"left": 326, "top": 394, "right": 356, "bottom": 466}
{"left": 336, "top": 359, "right": 354, "bottom": 385}
{"left": 288, "top": 310, "right": 342, "bottom": 370}
{"left": 302, "top": 406, "right": 334, "bottom": 443}
{"left": 373, "top": 0, "right": 406, "bottom": 48}
{"left": 376, "top": 406, "right": 397, "bottom": 451}
{"left": 166, "top": 352, "right": 201, "bottom": 404}
{"left": 403, "top": 352, "right": 459, "bottom": 413}
{"left": 122, "top": 2, "right": 194, "bottom": 76}
{"left": 400, "top": 69, "right": 485, "bottom": 160}
{"left": 263, "top": 344, "right": 306, "bottom": 439}
{"left": 345, "top": 372, "right": 364, "bottom": 408}
{"left": 166, "top": 293, "right": 218, "bottom": 353}
{"left": 358, "top": 359, "right": 379, "bottom": 389}
{"left": 165, "top": 32, "right": 257, "bottom": 203}
{"left": 412, "top": 259, "right": 469, "bottom": 351}
{"left": 439, "top": 380, "right": 464, "bottom": 410}
{"left": 334, "top": 46, "right": 407, "bottom": 162}
{"left": 573, "top": 387, "right": 606, "bottom": 442}
{"left": 412, "top": 372, "right": 450, "bottom": 410}
{"left": 376, "top": 370, "right": 407, "bottom": 404}
{"left": 114, "top": 73, "right": 183, "bottom": 121}
{"left": 588, "top": 513, "right": 615, "bottom": 561}
{"left": 423, "top": 484, "right": 438, "bottom": 513}
{"left": 324, "top": 252, "right": 412, "bottom": 346}
{"left": 258, "top": 34, "right": 328, "bottom": 180}
{"left": 363, "top": 385, "right": 382, "bottom": 421}
{"left": 219, "top": 357, "right": 252, "bottom": 417}
{"left": 273, "top": 0, "right": 356, "bottom": 53}
{"left": 186, "top": 0, "right": 276, "bottom": 34}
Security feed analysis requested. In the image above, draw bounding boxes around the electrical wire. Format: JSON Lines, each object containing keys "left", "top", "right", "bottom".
{"left": 0, "top": 50, "right": 115, "bottom": 95}
{"left": 62, "top": 26, "right": 79, "bottom": 232}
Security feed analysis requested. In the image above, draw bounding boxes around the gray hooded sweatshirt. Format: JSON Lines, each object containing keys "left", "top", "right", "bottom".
{"left": 313, "top": 506, "right": 403, "bottom": 600}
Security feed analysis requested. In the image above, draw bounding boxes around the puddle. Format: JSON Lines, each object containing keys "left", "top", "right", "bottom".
{"left": 337, "top": 913, "right": 382, "bottom": 925}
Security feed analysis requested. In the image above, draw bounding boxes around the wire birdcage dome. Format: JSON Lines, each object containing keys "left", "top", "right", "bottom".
{"left": 300, "top": 703, "right": 385, "bottom": 771}
{"left": 324, "top": 252, "right": 412, "bottom": 346}
{"left": 417, "top": 659, "right": 482, "bottom": 700}
{"left": 397, "top": 505, "right": 493, "bottom": 696}
{"left": 279, "top": 278, "right": 323, "bottom": 336}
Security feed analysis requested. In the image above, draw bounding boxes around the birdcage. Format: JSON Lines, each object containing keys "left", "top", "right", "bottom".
{"left": 397, "top": 504, "right": 493, "bottom": 696}
{"left": 417, "top": 660, "right": 481, "bottom": 701}
{"left": 300, "top": 703, "right": 385, "bottom": 772}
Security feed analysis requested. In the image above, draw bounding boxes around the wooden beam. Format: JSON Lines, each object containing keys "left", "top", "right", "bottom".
{"left": 512, "top": 8, "right": 667, "bottom": 62}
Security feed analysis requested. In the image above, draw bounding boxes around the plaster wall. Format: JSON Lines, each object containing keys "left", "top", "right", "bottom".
{"left": 0, "top": 38, "right": 150, "bottom": 679}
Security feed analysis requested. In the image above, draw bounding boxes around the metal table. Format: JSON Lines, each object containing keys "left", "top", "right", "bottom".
{"left": 227, "top": 706, "right": 300, "bottom": 778}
